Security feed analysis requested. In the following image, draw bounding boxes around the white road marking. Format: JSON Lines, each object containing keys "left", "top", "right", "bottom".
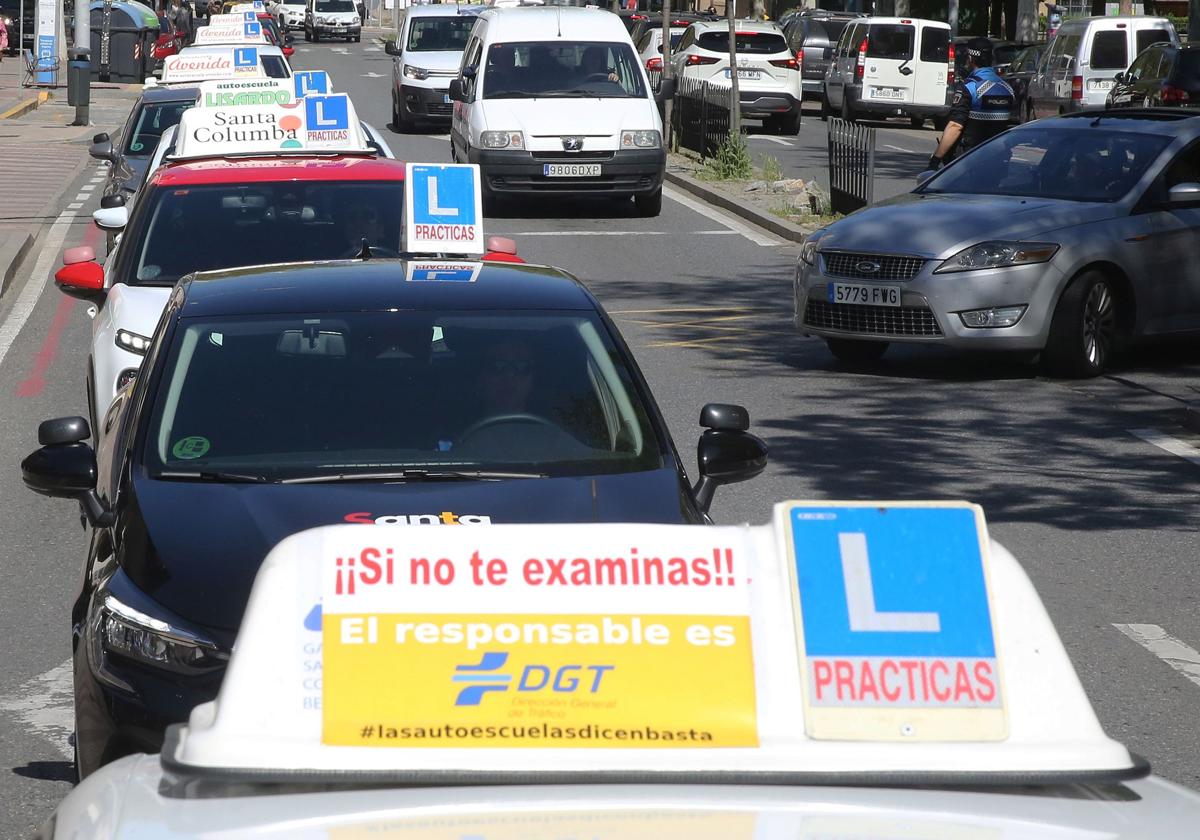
{"left": 1114, "top": 624, "right": 1200, "bottom": 689}
{"left": 66, "top": 202, "right": 83, "bottom": 210}
{"left": 1129, "top": 428, "right": 1200, "bottom": 467}
{"left": 512, "top": 229, "right": 736, "bottom": 237}
{"left": 663, "top": 184, "right": 781, "bottom": 247}
{"left": 363, "top": 46, "right": 381, "bottom": 52}
{"left": 74, "top": 194, "right": 89, "bottom": 202}
{"left": 0, "top": 209, "right": 74, "bottom": 371}
{"left": 361, "top": 72, "right": 384, "bottom": 78}
{"left": 331, "top": 47, "right": 349, "bottom": 54}
{"left": 0, "top": 660, "right": 74, "bottom": 759}
{"left": 80, "top": 184, "right": 96, "bottom": 191}
{"left": 883, "top": 143, "right": 919, "bottom": 153}
{"left": 429, "top": 134, "right": 451, "bottom": 141}
{"left": 749, "top": 136, "right": 792, "bottom": 146}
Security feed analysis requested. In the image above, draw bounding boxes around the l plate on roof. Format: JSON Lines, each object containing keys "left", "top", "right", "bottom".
{"left": 192, "top": 21, "right": 271, "bottom": 47}
{"left": 161, "top": 47, "right": 268, "bottom": 84}
{"left": 172, "top": 93, "right": 372, "bottom": 159}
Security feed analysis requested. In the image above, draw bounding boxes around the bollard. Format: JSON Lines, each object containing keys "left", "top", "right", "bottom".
{"left": 68, "top": 46, "right": 91, "bottom": 126}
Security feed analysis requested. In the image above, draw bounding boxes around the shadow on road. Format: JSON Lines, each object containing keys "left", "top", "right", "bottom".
{"left": 12, "top": 761, "right": 73, "bottom": 783}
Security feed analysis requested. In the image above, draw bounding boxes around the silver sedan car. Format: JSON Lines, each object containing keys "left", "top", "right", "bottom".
{"left": 794, "top": 110, "right": 1200, "bottom": 376}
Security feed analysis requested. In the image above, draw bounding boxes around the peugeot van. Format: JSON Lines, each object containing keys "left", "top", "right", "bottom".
{"left": 449, "top": 7, "right": 671, "bottom": 217}
{"left": 821, "top": 16, "right": 952, "bottom": 128}
{"left": 1027, "top": 16, "right": 1177, "bottom": 118}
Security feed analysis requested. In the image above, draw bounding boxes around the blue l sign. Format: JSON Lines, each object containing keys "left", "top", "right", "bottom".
{"left": 410, "top": 165, "right": 477, "bottom": 227}
{"left": 294, "top": 71, "right": 331, "bottom": 98}
{"left": 244, "top": 21, "right": 262, "bottom": 37}
{"left": 233, "top": 47, "right": 258, "bottom": 68}
{"left": 305, "top": 95, "right": 350, "bottom": 131}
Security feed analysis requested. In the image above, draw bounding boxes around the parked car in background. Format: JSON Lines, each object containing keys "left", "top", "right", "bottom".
{"left": 822, "top": 16, "right": 952, "bottom": 128}
{"left": 271, "top": 0, "right": 305, "bottom": 29}
{"left": 1001, "top": 41, "right": 1046, "bottom": 122}
{"left": 952, "top": 36, "right": 1033, "bottom": 80}
{"left": 1107, "top": 42, "right": 1200, "bottom": 109}
{"left": 1027, "top": 16, "right": 1177, "bottom": 118}
{"left": 672, "top": 19, "right": 802, "bottom": 135}
{"left": 783, "top": 9, "right": 863, "bottom": 100}
{"left": 628, "top": 12, "right": 712, "bottom": 47}
{"left": 636, "top": 24, "right": 687, "bottom": 84}
{"left": 90, "top": 86, "right": 197, "bottom": 201}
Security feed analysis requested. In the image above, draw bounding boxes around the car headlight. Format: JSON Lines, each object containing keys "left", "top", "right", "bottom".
{"left": 88, "top": 576, "right": 228, "bottom": 688}
{"left": 621, "top": 130, "right": 661, "bottom": 149}
{"left": 115, "top": 328, "right": 151, "bottom": 355}
{"left": 403, "top": 64, "right": 429, "bottom": 80}
{"left": 934, "top": 241, "right": 1059, "bottom": 274}
{"left": 480, "top": 130, "right": 524, "bottom": 149}
{"left": 799, "top": 233, "right": 824, "bottom": 266}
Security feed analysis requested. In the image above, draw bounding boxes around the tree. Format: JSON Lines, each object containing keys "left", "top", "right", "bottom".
{"left": 1015, "top": 0, "right": 1037, "bottom": 41}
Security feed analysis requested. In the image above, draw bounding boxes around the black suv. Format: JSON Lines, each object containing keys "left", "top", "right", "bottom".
{"left": 784, "top": 10, "right": 864, "bottom": 100}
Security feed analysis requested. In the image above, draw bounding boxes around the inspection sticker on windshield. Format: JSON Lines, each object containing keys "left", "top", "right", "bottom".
{"left": 319, "top": 526, "right": 758, "bottom": 748}
{"left": 785, "top": 502, "right": 1007, "bottom": 741}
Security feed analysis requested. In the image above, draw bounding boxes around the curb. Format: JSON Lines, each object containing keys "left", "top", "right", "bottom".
{"left": 0, "top": 232, "right": 35, "bottom": 298}
{"left": 0, "top": 90, "right": 51, "bottom": 120}
{"left": 663, "top": 168, "right": 811, "bottom": 244}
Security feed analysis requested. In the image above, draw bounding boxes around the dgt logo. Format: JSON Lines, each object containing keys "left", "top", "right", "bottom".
{"left": 453, "top": 652, "right": 614, "bottom": 706}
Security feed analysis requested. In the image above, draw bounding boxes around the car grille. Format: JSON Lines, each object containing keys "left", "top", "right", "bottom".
{"left": 822, "top": 251, "right": 926, "bottom": 281}
{"left": 804, "top": 300, "right": 943, "bottom": 337}
{"left": 425, "top": 102, "right": 452, "bottom": 117}
{"left": 533, "top": 151, "right": 616, "bottom": 161}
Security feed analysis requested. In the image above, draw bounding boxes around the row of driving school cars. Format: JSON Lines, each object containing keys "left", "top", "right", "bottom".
{"left": 21, "top": 0, "right": 772, "bottom": 788}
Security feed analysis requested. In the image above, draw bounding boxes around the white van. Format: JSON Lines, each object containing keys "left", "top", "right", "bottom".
{"left": 449, "top": 7, "right": 671, "bottom": 216}
{"left": 1027, "top": 16, "right": 1177, "bottom": 118}
{"left": 821, "top": 16, "right": 952, "bottom": 128}
{"left": 386, "top": 4, "right": 482, "bottom": 131}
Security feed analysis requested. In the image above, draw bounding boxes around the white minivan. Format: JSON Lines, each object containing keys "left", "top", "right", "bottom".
{"left": 822, "top": 16, "right": 952, "bottom": 128}
{"left": 1027, "top": 16, "right": 1177, "bottom": 118}
{"left": 449, "top": 7, "right": 671, "bottom": 216}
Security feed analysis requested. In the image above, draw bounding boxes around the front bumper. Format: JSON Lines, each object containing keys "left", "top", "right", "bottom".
{"left": 400, "top": 82, "right": 453, "bottom": 121}
{"left": 311, "top": 21, "right": 360, "bottom": 36}
{"left": 470, "top": 147, "right": 665, "bottom": 197}
{"left": 793, "top": 251, "right": 1068, "bottom": 350}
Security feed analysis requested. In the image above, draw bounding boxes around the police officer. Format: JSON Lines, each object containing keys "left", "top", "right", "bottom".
{"left": 928, "top": 38, "right": 1015, "bottom": 170}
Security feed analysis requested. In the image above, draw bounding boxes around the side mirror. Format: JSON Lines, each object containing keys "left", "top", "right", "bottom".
{"left": 55, "top": 247, "right": 106, "bottom": 303}
{"left": 1114, "top": 71, "right": 1126, "bottom": 84}
{"left": 89, "top": 138, "right": 116, "bottom": 163}
{"left": 461, "top": 64, "right": 477, "bottom": 79}
{"left": 448, "top": 78, "right": 465, "bottom": 102}
{"left": 656, "top": 76, "right": 676, "bottom": 102}
{"left": 92, "top": 132, "right": 110, "bottom": 144}
{"left": 384, "top": 39, "right": 400, "bottom": 56}
{"left": 93, "top": 205, "right": 129, "bottom": 232}
{"left": 21, "top": 416, "right": 107, "bottom": 514}
{"left": 691, "top": 403, "right": 768, "bottom": 513}
{"left": 1167, "top": 182, "right": 1200, "bottom": 205}
{"left": 916, "top": 169, "right": 937, "bottom": 186}
{"left": 100, "top": 193, "right": 126, "bottom": 209}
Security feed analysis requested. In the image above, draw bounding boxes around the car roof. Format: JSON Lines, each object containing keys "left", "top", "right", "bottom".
{"left": 478, "top": 7, "right": 629, "bottom": 41}
{"left": 1040, "top": 109, "right": 1200, "bottom": 133}
{"left": 141, "top": 85, "right": 199, "bottom": 103}
{"left": 176, "top": 260, "right": 597, "bottom": 317}
{"left": 150, "top": 155, "right": 407, "bottom": 187}
{"left": 864, "top": 16, "right": 949, "bottom": 27}
{"left": 405, "top": 3, "right": 485, "bottom": 16}
{"left": 1055, "top": 14, "right": 1172, "bottom": 27}
{"left": 691, "top": 19, "right": 783, "bottom": 33}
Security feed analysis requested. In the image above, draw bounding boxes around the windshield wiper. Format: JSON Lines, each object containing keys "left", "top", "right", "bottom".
{"left": 156, "top": 471, "right": 277, "bottom": 483}
{"left": 539, "top": 89, "right": 604, "bottom": 98}
{"left": 485, "top": 90, "right": 539, "bottom": 99}
{"left": 280, "top": 469, "right": 546, "bottom": 484}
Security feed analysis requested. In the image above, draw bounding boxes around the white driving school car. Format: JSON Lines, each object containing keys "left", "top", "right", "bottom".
{"left": 37, "top": 503, "right": 1200, "bottom": 836}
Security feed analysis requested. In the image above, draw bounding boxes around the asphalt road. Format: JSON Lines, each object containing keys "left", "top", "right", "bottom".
{"left": 2, "top": 37, "right": 1200, "bottom": 837}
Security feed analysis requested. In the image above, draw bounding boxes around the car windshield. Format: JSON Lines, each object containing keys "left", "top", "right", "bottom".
{"left": 125, "top": 101, "right": 193, "bottom": 157}
{"left": 406, "top": 16, "right": 474, "bottom": 52}
{"left": 316, "top": 0, "right": 355, "bottom": 10}
{"left": 697, "top": 31, "right": 788, "bottom": 54}
{"left": 144, "top": 311, "right": 666, "bottom": 480}
{"left": 920, "top": 127, "right": 1171, "bottom": 202}
{"left": 483, "top": 41, "right": 646, "bottom": 99}
{"left": 262, "top": 54, "right": 290, "bottom": 77}
{"left": 128, "top": 181, "right": 403, "bottom": 286}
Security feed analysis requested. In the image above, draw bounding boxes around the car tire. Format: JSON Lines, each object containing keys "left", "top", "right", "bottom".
{"left": 634, "top": 188, "right": 663, "bottom": 217}
{"left": 826, "top": 338, "right": 888, "bottom": 364}
{"left": 909, "top": 116, "right": 924, "bottom": 128}
{"left": 304, "top": 26, "right": 310, "bottom": 41}
{"left": 353, "top": 35, "right": 360, "bottom": 42}
{"left": 1043, "top": 270, "right": 1120, "bottom": 378}
{"left": 312, "top": 29, "right": 320, "bottom": 42}
{"left": 391, "top": 90, "right": 401, "bottom": 131}
{"left": 780, "top": 109, "right": 801, "bottom": 135}
{"left": 820, "top": 91, "right": 830, "bottom": 122}
{"left": 1024, "top": 102, "right": 1034, "bottom": 124}
{"left": 394, "top": 94, "right": 412, "bottom": 133}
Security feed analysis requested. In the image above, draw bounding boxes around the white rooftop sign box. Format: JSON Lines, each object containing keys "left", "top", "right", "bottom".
{"left": 172, "top": 94, "right": 372, "bottom": 160}
{"left": 192, "top": 20, "right": 271, "bottom": 46}
{"left": 207, "top": 11, "right": 258, "bottom": 25}
{"left": 161, "top": 47, "right": 268, "bottom": 84}
{"left": 195, "top": 79, "right": 295, "bottom": 107}
{"left": 162, "top": 502, "right": 1145, "bottom": 786}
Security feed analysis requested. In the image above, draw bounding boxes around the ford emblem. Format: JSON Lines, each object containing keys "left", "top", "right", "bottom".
{"left": 855, "top": 260, "right": 882, "bottom": 274}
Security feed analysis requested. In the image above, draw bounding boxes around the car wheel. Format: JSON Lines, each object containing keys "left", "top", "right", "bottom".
{"left": 1043, "top": 270, "right": 1119, "bottom": 378}
{"left": 1024, "top": 102, "right": 1034, "bottom": 123}
{"left": 780, "top": 109, "right": 801, "bottom": 135}
{"left": 826, "top": 338, "right": 887, "bottom": 364}
{"left": 391, "top": 90, "right": 401, "bottom": 131}
{"left": 353, "top": 35, "right": 360, "bottom": 42}
{"left": 634, "top": 188, "right": 663, "bottom": 217}
{"left": 394, "top": 94, "right": 412, "bottom": 133}
{"left": 312, "top": 29, "right": 320, "bottom": 42}
{"left": 820, "top": 90, "right": 830, "bottom": 122}
{"left": 303, "top": 26, "right": 310, "bottom": 41}
{"left": 909, "top": 116, "right": 924, "bottom": 128}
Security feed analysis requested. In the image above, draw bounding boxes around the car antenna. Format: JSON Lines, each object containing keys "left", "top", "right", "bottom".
{"left": 355, "top": 238, "right": 373, "bottom": 260}
{"left": 1091, "top": 114, "right": 1103, "bottom": 127}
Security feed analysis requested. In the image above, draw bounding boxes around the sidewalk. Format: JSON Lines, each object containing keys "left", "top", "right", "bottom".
{"left": 0, "top": 63, "right": 141, "bottom": 295}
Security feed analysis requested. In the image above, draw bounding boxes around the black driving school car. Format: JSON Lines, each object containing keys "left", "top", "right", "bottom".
{"left": 22, "top": 258, "right": 768, "bottom": 778}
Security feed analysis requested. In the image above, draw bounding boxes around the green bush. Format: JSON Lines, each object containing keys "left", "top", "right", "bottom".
{"left": 705, "top": 133, "right": 753, "bottom": 181}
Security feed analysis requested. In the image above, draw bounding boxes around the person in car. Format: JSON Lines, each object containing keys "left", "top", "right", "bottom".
{"left": 578, "top": 45, "right": 619, "bottom": 84}
{"left": 929, "top": 37, "right": 1015, "bottom": 170}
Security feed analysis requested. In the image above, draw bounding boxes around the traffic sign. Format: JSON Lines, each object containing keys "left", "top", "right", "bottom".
{"left": 294, "top": 70, "right": 333, "bottom": 98}
{"left": 404, "top": 164, "right": 484, "bottom": 255}
{"left": 785, "top": 502, "right": 1006, "bottom": 742}
{"left": 405, "top": 261, "right": 482, "bottom": 283}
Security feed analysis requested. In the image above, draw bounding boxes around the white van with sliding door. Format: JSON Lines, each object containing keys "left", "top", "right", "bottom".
{"left": 449, "top": 6, "right": 670, "bottom": 217}
{"left": 1027, "top": 16, "right": 1177, "bottom": 119}
{"left": 821, "top": 16, "right": 952, "bottom": 128}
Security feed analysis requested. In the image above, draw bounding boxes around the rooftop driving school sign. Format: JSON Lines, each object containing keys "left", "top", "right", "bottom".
{"left": 404, "top": 164, "right": 485, "bottom": 255}
{"left": 198, "top": 79, "right": 295, "bottom": 107}
{"left": 193, "top": 21, "right": 270, "bottom": 46}
{"left": 294, "top": 71, "right": 333, "bottom": 98}
{"left": 320, "top": 527, "right": 758, "bottom": 748}
{"left": 162, "top": 48, "right": 266, "bottom": 83}
{"left": 173, "top": 94, "right": 369, "bottom": 159}
{"left": 785, "top": 501, "right": 1007, "bottom": 742}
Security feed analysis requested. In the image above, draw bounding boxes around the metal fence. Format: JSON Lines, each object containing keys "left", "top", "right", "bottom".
{"left": 826, "top": 117, "right": 876, "bottom": 215}
{"left": 672, "top": 75, "right": 737, "bottom": 159}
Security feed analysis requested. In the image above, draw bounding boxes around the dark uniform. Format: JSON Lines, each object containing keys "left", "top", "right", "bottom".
{"left": 945, "top": 65, "right": 1016, "bottom": 159}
